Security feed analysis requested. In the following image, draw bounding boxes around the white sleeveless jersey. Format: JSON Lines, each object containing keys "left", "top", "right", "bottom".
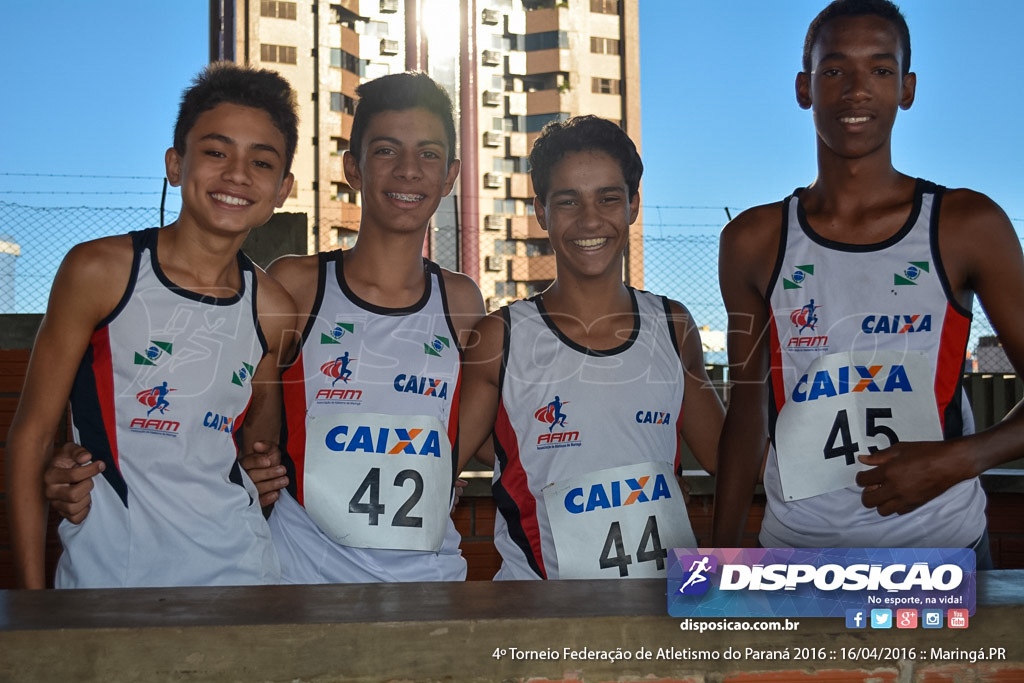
{"left": 58, "top": 228, "right": 279, "bottom": 588}
{"left": 763, "top": 180, "right": 986, "bottom": 548}
{"left": 493, "top": 289, "right": 695, "bottom": 580}
{"left": 271, "top": 252, "right": 466, "bottom": 583}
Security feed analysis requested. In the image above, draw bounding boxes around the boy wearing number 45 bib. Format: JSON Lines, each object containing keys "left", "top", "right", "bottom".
{"left": 712, "top": 0, "right": 1024, "bottom": 565}
{"left": 458, "top": 116, "right": 724, "bottom": 580}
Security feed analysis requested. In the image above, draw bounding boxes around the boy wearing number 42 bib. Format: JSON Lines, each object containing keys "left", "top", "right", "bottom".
{"left": 712, "top": 0, "right": 1024, "bottom": 565}
{"left": 458, "top": 116, "right": 724, "bottom": 580}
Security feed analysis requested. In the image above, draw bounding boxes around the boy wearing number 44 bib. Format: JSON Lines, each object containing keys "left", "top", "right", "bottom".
{"left": 458, "top": 116, "right": 724, "bottom": 580}
{"left": 712, "top": 0, "right": 1024, "bottom": 566}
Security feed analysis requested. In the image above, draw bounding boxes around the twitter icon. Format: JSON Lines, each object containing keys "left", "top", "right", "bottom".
{"left": 870, "top": 609, "right": 893, "bottom": 629}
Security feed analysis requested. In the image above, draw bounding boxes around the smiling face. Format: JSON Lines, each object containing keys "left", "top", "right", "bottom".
{"left": 343, "top": 107, "right": 460, "bottom": 237}
{"left": 535, "top": 149, "right": 640, "bottom": 282}
{"left": 166, "top": 102, "right": 294, "bottom": 238}
{"left": 797, "top": 14, "right": 916, "bottom": 162}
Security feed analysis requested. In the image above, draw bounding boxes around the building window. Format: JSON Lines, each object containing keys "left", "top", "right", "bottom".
{"left": 330, "top": 92, "right": 357, "bottom": 115}
{"left": 525, "top": 112, "right": 569, "bottom": 133}
{"left": 261, "top": 43, "right": 297, "bottom": 65}
{"left": 494, "top": 281, "right": 518, "bottom": 297}
{"left": 525, "top": 31, "right": 568, "bottom": 52}
{"left": 525, "top": 240, "right": 554, "bottom": 257}
{"left": 590, "top": 37, "right": 620, "bottom": 55}
{"left": 590, "top": 0, "right": 620, "bottom": 14}
{"left": 261, "top": 1, "right": 297, "bottom": 19}
{"left": 493, "top": 240, "right": 517, "bottom": 256}
{"left": 335, "top": 229, "right": 358, "bottom": 248}
{"left": 591, "top": 77, "right": 621, "bottom": 95}
{"left": 493, "top": 199, "right": 517, "bottom": 215}
{"left": 330, "top": 48, "right": 366, "bottom": 76}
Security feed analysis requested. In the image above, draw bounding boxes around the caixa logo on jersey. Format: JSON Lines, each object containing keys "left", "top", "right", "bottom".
{"left": 323, "top": 424, "right": 443, "bottom": 457}
{"left": 564, "top": 473, "right": 673, "bottom": 515}
{"left": 636, "top": 410, "right": 672, "bottom": 425}
{"left": 667, "top": 548, "right": 976, "bottom": 618}
{"left": 792, "top": 363, "right": 913, "bottom": 402}
{"left": 861, "top": 314, "right": 932, "bottom": 334}
{"left": 129, "top": 382, "right": 179, "bottom": 436}
{"left": 203, "top": 411, "right": 236, "bottom": 434}
{"left": 393, "top": 373, "right": 449, "bottom": 400}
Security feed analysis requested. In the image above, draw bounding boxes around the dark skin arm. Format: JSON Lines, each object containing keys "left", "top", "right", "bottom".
{"left": 456, "top": 311, "right": 505, "bottom": 473}
{"left": 857, "top": 189, "right": 1024, "bottom": 514}
{"left": 711, "top": 204, "right": 782, "bottom": 546}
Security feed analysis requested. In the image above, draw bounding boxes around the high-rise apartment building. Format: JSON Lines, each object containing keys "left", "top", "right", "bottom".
{"left": 211, "top": 0, "right": 642, "bottom": 309}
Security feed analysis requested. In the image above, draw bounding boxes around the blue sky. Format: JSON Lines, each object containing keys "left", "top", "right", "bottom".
{"left": 1, "top": 1, "right": 1021, "bottom": 321}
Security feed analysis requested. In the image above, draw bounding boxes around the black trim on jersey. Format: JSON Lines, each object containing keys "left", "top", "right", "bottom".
{"left": 927, "top": 185, "right": 974, "bottom": 320}
{"left": 492, "top": 437, "right": 546, "bottom": 579}
{"left": 144, "top": 227, "right": 248, "bottom": 305}
{"left": 70, "top": 344, "right": 129, "bottom": 508}
{"left": 335, "top": 251, "right": 433, "bottom": 315}
{"left": 763, "top": 200, "right": 791, "bottom": 298}
{"left": 430, "top": 260, "right": 466, "bottom": 355}
{"left": 95, "top": 231, "right": 145, "bottom": 330}
{"left": 660, "top": 295, "right": 684, "bottom": 362}
{"left": 244, "top": 255, "right": 269, "bottom": 357}
{"left": 534, "top": 288, "right": 641, "bottom": 357}
{"left": 793, "top": 178, "right": 926, "bottom": 253}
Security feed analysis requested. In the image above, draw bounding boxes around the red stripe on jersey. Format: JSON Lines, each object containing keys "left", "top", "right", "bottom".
{"left": 90, "top": 327, "right": 120, "bottom": 469}
{"left": 494, "top": 399, "right": 547, "bottom": 579}
{"left": 447, "top": 367, "right": 462, "bottom": 447}
{"left": 282, "top": 352, "right": 309, "bottom": 504}
{"left": 934, "top": 302, "right": 971, "bottom": 429}
{"left": 674, "top": 395, "right": 685, "bottom": 473}
{"left": 768, "top": 311, "right": 786, "bottom": 413}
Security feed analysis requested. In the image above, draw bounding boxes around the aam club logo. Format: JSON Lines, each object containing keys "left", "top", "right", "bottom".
{"left": 321, "top": 322, "right": 355, "bottom": 344}
{"left": 787, "top": 299, "right": 828, "bottom": 350}
{"left": 321, "top": 352, "right": 356, "bottom": 386}
{"left": 133, "top": 340, "right": 173, "bottom": 366}
{"left": 676, "top": 554, "right": 718, "bottom": 596}
{"left": 791, "top": 299, "right": 820, "bottom": 333}
{"left": 130, "top": 381, "right": 179, "bottom": 435}
{"left": 136, "top": 381, "right": 174, "bottom": 415}
{"left": 535, "top": 395, "right": 569, "bottom": 431}
{"left": 535, "top": 396, "right": 580, "bottom": 448}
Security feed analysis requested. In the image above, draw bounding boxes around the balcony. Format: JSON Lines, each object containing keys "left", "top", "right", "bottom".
{"left": 509, "top": 172, "right": 532, "bottom": 199}
{"left": 526, "top": 88, "right": 563, "bottom": 114}
{"left": 511, "top": 254, "right": 557, "bottom": 282}
{"left": 510, "top": 215, "right": 546, "bottom": 240}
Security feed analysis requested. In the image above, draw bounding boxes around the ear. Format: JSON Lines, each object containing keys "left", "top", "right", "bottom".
{"left": 442, "top": 159, "right": 461, "bottom": 197}
{"left": 342, "top": 151, "right": 362, "bottom": 191}
{"left": 899, "top": 71, "right": 916, "bottom": 110}
{"left": 533, "top": 195, "right": 548, "bottom": 231}
{"left": 165, "top": 147, "right": 183, "bottom": 187}
{"left": 628, "top": 191, "right": 640, "bottom": 225}
{"left": 796, "top": 72, "right": 812, "bottom": 110}
{"left": 275, "top": 173, "right": 295, "bottom": 208}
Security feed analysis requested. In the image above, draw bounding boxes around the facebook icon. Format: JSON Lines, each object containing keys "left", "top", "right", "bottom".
{"left": 845, "top": 609, "right": 866, "bottom": 629}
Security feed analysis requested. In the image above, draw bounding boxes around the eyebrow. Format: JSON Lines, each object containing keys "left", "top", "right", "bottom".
{"left": 818, "top": 51, "right": 898, "bottom": 63}
{"left": 199, "top": 132, "right": 282, "bottom": 156}
{"left": 549, "top": 186, "right": 626, "bottom": 198}
{"left": 367, "top": 135, "right": 447, "bottom": 149}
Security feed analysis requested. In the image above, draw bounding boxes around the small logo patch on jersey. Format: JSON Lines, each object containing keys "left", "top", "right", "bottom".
{"left": 203, "top": 411, "right": 236, "bottom": 434}
{"left": 783, "top": 264, "right": 815, "bottom": 290}
{"left": 894, "top": 261, "right": 930, "bottom": 286}
{"left": 535, "top": 396, "right": 581, "bottom": 449}
{"left": 393, "top": 373, "right": 449, "bottom": 399}
{"left": 130, "top": 382, "right": 179, "bottom": 435}
{"left": 321, "top": 352, "right": 356, "bottom": 386}
{"left": 861, "top": 314, "right": 932, "bottom": 334}
{"left": 133, "top": 340, "right": 173, "bottom": 366}
{"left": 635, "top": 410, "right": 672, "bottom": 425}
{"left": 786, "top": 299, "right": 829, "bottom": 351}
{"left": 790, "top": 299, "right": 821, "bottom": 333}
{"left": 231, "top": 361, "right": 255, "bottom": 386}
{"left": 321, "top": 322, "right": 355, "bottom": 344}
{"left": 424, "top": 335, "right": 451, "bottom": 357}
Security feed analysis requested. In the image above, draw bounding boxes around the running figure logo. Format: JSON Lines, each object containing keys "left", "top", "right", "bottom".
{"left": 321, "top": 352, "right": 355, "bottom": 386}
{"left": 137, "top": 381, "right": 174, "bottom": 416}
{"left": 534, "top": 395, "right": 569, "bottom": 432}
{"left": 790, "top": 299, "right": 820, "bottom": 333}
{"left": 677, "top": 554, "right": 717, "bottom": 595}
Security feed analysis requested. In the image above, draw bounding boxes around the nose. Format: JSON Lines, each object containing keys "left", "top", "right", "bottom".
{"left": 223, "top": 154, "right": 252, "bottom": 185}
{"left": 578, "top": 199, "right": 603, "bottom": 230}
{"left": 394, "top": 150, "right": 424, "bottom": 180}
{"left": 843, "top": 68, "right": 871, "bottom": 102}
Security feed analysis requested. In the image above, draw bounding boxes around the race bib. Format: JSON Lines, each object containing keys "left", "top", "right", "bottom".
{"left": 303, "top": 412, "right": 453, "bottom": 551}
{"left": 775, "top": 351, "right": 942, "bottom": 500}
{"left": 543, "top": 461, "right": 696, "bottom": 579}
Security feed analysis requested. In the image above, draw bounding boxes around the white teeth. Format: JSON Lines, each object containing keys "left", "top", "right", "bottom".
{"left": 212, "top": 193, "right": 251, "bottom": 206}
{"left": 574, "top": 238, "right": 608, "bottom": 249}
{"left": 387, "top": 192, "right": 425, "bottom": 202}
{"left": 841, "top": 116, "right": 870, "bottom": 124}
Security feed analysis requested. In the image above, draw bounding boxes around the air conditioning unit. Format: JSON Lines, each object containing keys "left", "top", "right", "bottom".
{"left": 481, "top": 8, "right": 501, "bottom": 24}
{"left": 483, "top": 172, "right": 504, "bottom": 189}
{"left": 380, "top": 39, "right": 400, "bottom": 56}
{"left": 482, "top": 49, "right": 501, "bottom": 66}
{"left": 482, "top": 90, "right": 503, "bottom": 107}
{"left": 380, "top": 0, "right": 399, "bottom": 12}
{"left": 483, "top": 130, "right": 503, "bottom": 147}
{"left": 485, "top": 255, "right": 506, "bottom": 272}
{"left": 484, "top": 214, "right": 506, "bottom": 231}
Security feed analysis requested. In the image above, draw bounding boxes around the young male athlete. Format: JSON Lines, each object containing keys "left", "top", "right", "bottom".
{"left": 712, "top": 0, "right": 1024, "bottom": 565}
{"left": 245, "top": 72, "right": 484, "bottom": 583}
{"left": 458, "top": 116, "right": 723, "bottom": 580}
{"left": 7, "top": 63, "right": 298, "bottom": 588}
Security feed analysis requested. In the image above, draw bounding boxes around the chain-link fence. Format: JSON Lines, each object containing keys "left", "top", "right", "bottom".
{"left": 0, "top": 199, "right": 1011, "bottom": 366}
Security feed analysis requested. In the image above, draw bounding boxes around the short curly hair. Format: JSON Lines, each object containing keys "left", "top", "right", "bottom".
{"left": 529, "top": 115, "right": 643, "bottom": 203}
{"left": 173, "top": 62, "right": 298, "bottom": 174}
